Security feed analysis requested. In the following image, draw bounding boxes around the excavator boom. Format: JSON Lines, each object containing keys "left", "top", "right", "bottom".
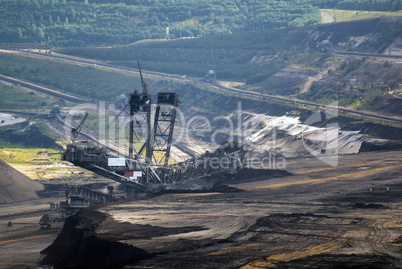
{"left": 71, "top": 112, "right": 89, "bottom": 140}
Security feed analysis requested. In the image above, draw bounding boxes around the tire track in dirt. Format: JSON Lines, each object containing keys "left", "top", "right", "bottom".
{"left": 0, "top": 233, "right": 57, "bottom": 246}
{"left": 242, "top": 163, "right": 402, "bottom": 191}
{"left": 364, "top": 219, "right": 402, "bottom": 259}
{"left": 292, "top": 158, "right": 396, "bottom": 175}
{"left": 300, "top": 69, "right": 328, "bottom": 94}
{"left": 240, "top": 239, "right": 344, "bottom": 268}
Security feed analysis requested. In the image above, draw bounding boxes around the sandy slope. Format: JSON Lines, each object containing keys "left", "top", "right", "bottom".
{"left": 0, "top": 158, "right": 44, "bottom": 203}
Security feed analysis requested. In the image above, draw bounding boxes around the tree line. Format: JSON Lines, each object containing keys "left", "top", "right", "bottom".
{"left": 1, "top": 0, "right": 398, "bottom": 47}
{"left": 296, "top": 0, "right": 401, "bottom": 11}
{"left": 0, "top": 0, "right": 321, "bottom": 46}
{"left": 336, "top": 0, "right": 401, "bottom": 11}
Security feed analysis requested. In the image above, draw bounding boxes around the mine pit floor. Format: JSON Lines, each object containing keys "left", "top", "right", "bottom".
{"left": 2, "top": 150, "right": 402, "bottom": 268}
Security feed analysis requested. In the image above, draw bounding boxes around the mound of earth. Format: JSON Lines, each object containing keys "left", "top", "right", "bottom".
{"left": 0, "top": 122, "right": 61, "bottom": 149}
{"left": 233, "top": 168, "right": 292, "bottom": 183}
{"left": 164, "top": 168, "right": 291, "bottom": 192}
{"left": 308, "top": 18, "right": 395, "bottom": 52}
{"left": 38, "top": 210, "right": 152, "bottom": 269}
{"left": 0, "top": 158, "right": 44, "bottom": 203}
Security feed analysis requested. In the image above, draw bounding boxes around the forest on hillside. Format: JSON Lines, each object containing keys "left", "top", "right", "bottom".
{"left": 335, "top": 0, "right": 401, "bottom": 11}
{"left": 1, "top": 0, "right": 400, "bottom": 47}
{"left": 0, "top": 0, "right": 322, "bottom": 46}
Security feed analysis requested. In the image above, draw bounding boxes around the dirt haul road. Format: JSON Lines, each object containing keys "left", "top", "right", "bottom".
{"left": 34, "top": 150, "right": 402, "bottom": 269}
{"left": 0, "top": 197, "right": 64, "bottom": 269}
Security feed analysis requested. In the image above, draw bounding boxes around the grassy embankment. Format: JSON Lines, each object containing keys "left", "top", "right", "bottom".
{"left": 0, "top": 83, "right": 65, "bottom": 110}
{"left": 0, "top": 50, "right": 298, "bottom": 114}
{"left": 0, "top": 119, "right": 92, "bottom": 180}
{"left": 0, "top": 51, "right": 165, "bottom": 100}
{"left": 0, "top": 147, "right": 92, "bottom": 181}
{"left": 322, "top": 9, "right": 402, "bottom": 22}
{"left": 54, "top": 26, "right": 308, "bottom": 84}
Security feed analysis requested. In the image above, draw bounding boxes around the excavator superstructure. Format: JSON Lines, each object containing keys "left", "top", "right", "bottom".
{"left": 62, "top": 63, "right": 245, "bottom": 195}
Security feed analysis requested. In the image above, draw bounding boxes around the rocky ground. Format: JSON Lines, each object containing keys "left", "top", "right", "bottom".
{"left": 32, "top": 150, "right": 402, "bottom": 269}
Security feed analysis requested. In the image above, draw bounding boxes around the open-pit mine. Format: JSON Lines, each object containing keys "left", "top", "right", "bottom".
{"left": 1, "top": 61, "right": 402, "bottom": 269}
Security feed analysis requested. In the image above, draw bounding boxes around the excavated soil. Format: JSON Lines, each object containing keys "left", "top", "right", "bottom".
{"left": 39, "top": 211, "right": 151, "bottom": 269}
{"left": 308, "top": 18, "right": 393, "bottom": 51}
{"left": 0, "top": 158, "right": 43, "bottom": 203}
{"left": 34, "top": 150, "right": 402, "bottom": 269}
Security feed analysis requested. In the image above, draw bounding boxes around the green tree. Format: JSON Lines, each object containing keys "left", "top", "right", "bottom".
{"left": 37, "top": 27, "right": 45, "bottom": 40}
{"left": 16, "top": 28, "right": 23, "bottom": 40}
